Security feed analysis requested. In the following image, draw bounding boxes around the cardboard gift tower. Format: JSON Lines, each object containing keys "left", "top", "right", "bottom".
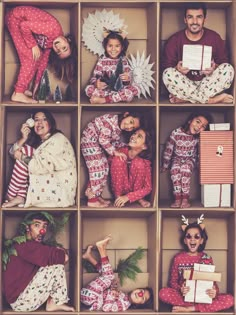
{"left": 184, "top": 263, "right": 221, "bottom": 304}
{"left": 200, "top": 130, "right": 234, "bottom": 207}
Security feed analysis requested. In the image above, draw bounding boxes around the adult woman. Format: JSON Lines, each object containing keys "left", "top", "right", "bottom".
{"left": 6, "top": 6, "right": 77, "bottom": 104}
{"left": 3, "top": 109, "right": 77, "bottom": 208}
{"left": 109, "top": 128, "right": 153, "bottom": 207}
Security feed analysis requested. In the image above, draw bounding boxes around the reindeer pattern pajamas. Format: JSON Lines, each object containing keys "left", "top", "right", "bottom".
{"left": 81, "top": 256, "right": 131, "bottom": 312}
{"left": 162, "top": 127, "right": 198, "bottom": 200}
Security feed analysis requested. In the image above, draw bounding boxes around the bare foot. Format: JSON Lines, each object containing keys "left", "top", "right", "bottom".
{"left": 82, "top": 245, "right": 94, "bottom": 260}
{"left": 169, "top": 94, "right": 189, "bottom": 104}
{"left": 46, "top": 297, "right": 74, "bottom": 312}
{"left": 2, "top": 196, "right": 25, "bottom": 208}
{"left": 96, "top": 235, "right": 112, "bottom": 250}
{"left": 180, "top": 199, "right": 191, "bottom": 208}
{"left": 208, "top": 93, "right": 234, "bottom": 104}
{"left": 172, "top": 305, "right": 195, "bottom": 313}
{"left": 138, "top": 198, "right": 151, "bottom": 208}
{"left": 11, "top": 92, "right": 38, "bottom": 104}
{"left": 170, "top": 199, "right": 181, "bottom": 208}
{"left": 90, "top": 96, "right": 106, "bottom": 104}
{"left": 98, "top": 196, "right": 111, "bottom": 205}
{"left": 87, "top": 200, "right": 109, "bottom": 208}
{"left": 85, "top": 187, "right": 95, "bottom": 199}
{"left": 24, "top": 90, "right": 33, "bottom": 97}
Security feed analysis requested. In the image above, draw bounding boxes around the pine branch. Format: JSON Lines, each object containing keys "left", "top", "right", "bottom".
{"left": 116, "top": 247, "right": 145, "bottom": 286}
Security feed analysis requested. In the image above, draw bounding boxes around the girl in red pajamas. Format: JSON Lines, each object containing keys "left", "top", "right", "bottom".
{"left": 161, "top": 111, "right": 212, "bottom": 208}
{"left": 81, "top": 236, "right": 153, "bottom": 312}
{"left": 159, "top": 217, "right": 234, "bottom": 313}
{"left": 6, "top": 6, "right": 77, "bottom": 104}
{"left": 81, "top": 112, "right": 144, "bottom": 208}
{"left": 110, "top": 128, "right": 153, "bottom": 208}
{"left": 85, "top": 30, "right": 139, "bottom": 104}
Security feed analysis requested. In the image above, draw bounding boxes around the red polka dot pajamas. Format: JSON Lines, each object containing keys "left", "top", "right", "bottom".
{"left": 85, "top": 56, "right": 139, "bottom": 103}
{"left": 159, "top": 251, "right": 234, "bottom": 312}
{"left": 5, "top": 6, "right": 63, "bottom": 93}
{"left": 81, "top": 114, "right": 124, "bottom": 197}
{"left": 162, "top": 127, "right": 198, "bottom": 200}
{"left": 81, "top": 256, "right": 131, "bottom": 311}
{"left": 110, "top": 147, "right": 152, "bottom": 203}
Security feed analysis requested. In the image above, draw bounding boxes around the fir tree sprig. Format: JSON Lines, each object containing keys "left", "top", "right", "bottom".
{"left": 2, "top": 212, "right": 70, "bottom": 270}
{"left": 116, "top": 247, "right": 145, "bottom": 286}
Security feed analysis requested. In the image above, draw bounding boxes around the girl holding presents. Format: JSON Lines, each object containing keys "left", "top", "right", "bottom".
{"left": 85, "top": 29, "right": 139, "bottom": 104}
{"left": 81, "top": 235, "right": 153, "bottom": 311}
{"left": 110, "top": 128, "right": 153, "bottom": 208}
{"left": 159, "top": 215, "right": 234, "bottom": 312}
{"left": 81, "top": 112, "right": 144, "bottom": 207}
{"left": 161, "top": 111, "right": 212, "bottom": 208}
{"left": 6, "top": 6, "right": 77, "bottom": 104}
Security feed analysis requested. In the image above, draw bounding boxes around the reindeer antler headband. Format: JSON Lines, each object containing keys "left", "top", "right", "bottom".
{"left": 181, "top": 214, "right": 205, "bottom": 231}
{"left": 103, "top": 27, "right": 128, "bottom": 39}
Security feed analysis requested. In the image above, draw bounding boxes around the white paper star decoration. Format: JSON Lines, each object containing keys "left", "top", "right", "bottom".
{"left": 82, "top": 9, "right": 127, "bottom": 56}
{"left": 128, "top": 51, "right": 155, "bottom": 98}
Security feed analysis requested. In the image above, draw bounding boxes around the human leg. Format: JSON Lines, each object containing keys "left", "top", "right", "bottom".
{"left": 10, "top": 265, "right": 73, "bottom": 312}
{"left": 5, "top": 11, "right": 38, "bottom": 103}
{"left": 180, "top": 160, "right": 194, "bottom": 208}
{"left": 81, "top": 236, "right": 114, "bottom": 309}
{"left": 81, "top": 138, "right": 109, "bottom": 207}
{"left": 2, "top": 145, "right": 34, "bottom": 207}
{"left": 105, "top": 85, "right": 139, "bottom": 103}
{"left": 200, "top": 63, "right": 234, "bottom": 104}
{"left": 110, "top": 156, "right": 129, "bottom": 199}
{"left": 197, "top": 293, "right": 234, "bottom": 312}
{"left": 170, "top": 160, "right": 182, "bottom": 207}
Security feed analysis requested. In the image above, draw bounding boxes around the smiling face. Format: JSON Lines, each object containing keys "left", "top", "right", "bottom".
{"left": 105, "top": 38, "right": 122, "bottom": 59}
{"left": 120, "top": 115, "right": 140, "bottom": 132}
{"left": 34, "top": 112, "right": 51, "bottom": 140}
{"left": 184, "top": 227, "right": 203, "bottom": 255}
{"left": 27, "top": 219, "right": 48, "bottom": 243}
{"left": 188, "top": 115, "right": 209, "bottom": 135}
{"left": 129, "top": 129, "right": 147, "bottom": 150}
{"left": 184, "top": 9, "right": 205, "bottom": 35}
{"left": 129, "top": 288, "right": 150, "bottom": 305}
{"left": 52, "top": 36, "right": 71, "bottom": 59}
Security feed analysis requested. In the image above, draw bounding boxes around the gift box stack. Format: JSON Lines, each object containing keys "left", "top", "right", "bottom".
{"left": 184, "top": 263, "right": 221, "bottom": 304}
{"left": 200, "top": 125, "right": 233, "bottom": 207}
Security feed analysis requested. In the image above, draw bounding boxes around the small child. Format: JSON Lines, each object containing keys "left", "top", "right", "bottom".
{"left": 81, "top": 112, "right": 144, "bottom": 207}
{"left": 159, "top": 215, "right": 234, "bottom": 313}
{"left": 85, "top": 29, "right": 139, "bottom": 104}
{"left": 81, "top": 235, "right": 153, "bottom": 312}
{"left": 161, "top": 111, "right": 212, "bottom": 208}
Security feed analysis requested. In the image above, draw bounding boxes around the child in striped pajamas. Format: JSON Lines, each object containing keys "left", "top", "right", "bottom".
{"left": 161, "top": 111, "right": 212, "bottom": 208}
{"left": 6, "top": 6, "right": 76, "bottom": 104}
{"left": 81, "top": 112, "right": 143, "bottom": 208}
{"left": 159, "top": 217, "right": 234, "bottom": 312}
{"left": 81, "top": 236, "right": 153, "bottom": 312}
{"left": 85, "top": 30, "right": 139, "bottom": 104}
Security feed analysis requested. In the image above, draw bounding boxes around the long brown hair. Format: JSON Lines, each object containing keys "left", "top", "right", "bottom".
{"left": 49, "top": 34, "right": 77, "bottom": 83}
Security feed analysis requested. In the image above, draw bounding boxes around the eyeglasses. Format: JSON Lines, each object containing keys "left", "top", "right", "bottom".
{"left": 185, "top": 233, "right": 201, "bottom": 240}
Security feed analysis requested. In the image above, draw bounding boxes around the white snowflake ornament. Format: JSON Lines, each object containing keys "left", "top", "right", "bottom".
{"left": 82, "top": 9, "right": 127, "bottom": 56}
{"left": 128, "top": 51, "right": 155, "bottom": 99}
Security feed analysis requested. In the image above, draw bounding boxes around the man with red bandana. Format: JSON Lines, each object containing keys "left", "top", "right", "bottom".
{"left": 3, "top": 212, "right": 74, "bottom": 312}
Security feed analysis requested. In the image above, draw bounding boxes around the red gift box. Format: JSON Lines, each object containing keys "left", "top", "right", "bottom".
{"left": 200, "top": 131, "right": 234, "bottom": 184}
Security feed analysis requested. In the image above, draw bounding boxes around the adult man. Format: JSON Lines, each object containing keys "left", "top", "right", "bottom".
{"left": 3, "top": 212, "right": 74, "bottom": 312}
{"left": 162, "top": 2, "right": 234, "bottom": 104}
